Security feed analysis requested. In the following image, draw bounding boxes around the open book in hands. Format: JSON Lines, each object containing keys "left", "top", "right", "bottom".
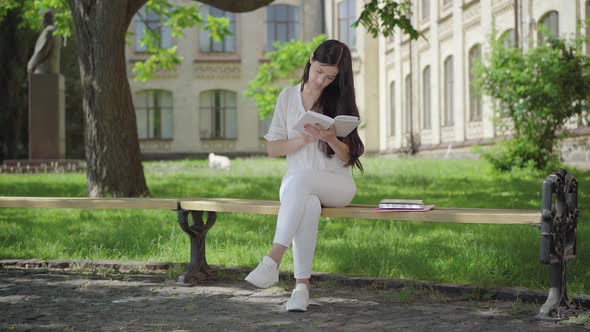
{"left": 293, "top": 111, "right": 360, "bottom": 137}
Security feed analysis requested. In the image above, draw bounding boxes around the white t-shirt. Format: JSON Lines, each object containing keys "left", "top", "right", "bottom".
{"left": 264, "top": 83, "right": 351, "bottom": 175}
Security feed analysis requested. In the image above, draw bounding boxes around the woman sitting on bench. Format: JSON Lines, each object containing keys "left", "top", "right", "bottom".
{"left": 245, "top": 39, "right": 365, "bottom": 312}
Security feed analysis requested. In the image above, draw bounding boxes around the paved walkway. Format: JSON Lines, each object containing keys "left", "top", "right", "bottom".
{"left": 2, "top": 268, "right": 588, "bottom": 331}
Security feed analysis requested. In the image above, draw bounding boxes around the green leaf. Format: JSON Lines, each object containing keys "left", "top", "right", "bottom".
{"left": 477, "top": 33, "right": 590, "bottom": 170}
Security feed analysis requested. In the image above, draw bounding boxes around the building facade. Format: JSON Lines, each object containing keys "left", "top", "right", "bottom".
{"left": 377, "top": 0, "right": 590, "bottom": 163}
{"left": 126, "top": 0, "right": 590, "bottom": 165}
{"left": 126, "top": 0, "right": 323, "bottom": 157}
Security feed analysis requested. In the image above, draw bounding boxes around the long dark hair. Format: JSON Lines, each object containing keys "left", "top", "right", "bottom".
{"left": 300, "top": 39, "right": 364, "bottom": 173}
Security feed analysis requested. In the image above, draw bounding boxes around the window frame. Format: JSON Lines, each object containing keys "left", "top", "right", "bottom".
{"left": 337, "top": 0, "right": 357, "bottom": 49}
{"left": 421, "top": 0, "right": 431, "bottom": 21}
{"left": 199, "top": 5, "right": 237, "bottom": 53}
{"left": 468, "top": 44, "right": 482, "bottom": 122}
{"left": 389, "top": 81, "right": 396, "bottom": 136}
{"left": 538, "top": 10, "right": 559, "bottom": 45}
{"left": 199, "top": 90, "right": 238, "bottom": 140}
{"left": 499, "top": 29, "right": 516, "bottom": 48}
{"left": 405, "top": 74, "right": 412, "bottom": 134}
{"left": 135, "top": 90, "right": 174, "bottom": 140}
{"left": 422, "top": 65, "right": 431, "bottom": 129}
{"left": 443, "top": 55, "right": 454, "bottom": 126}
{"left": 134, "top": 6, "right": 172, "bottom": 53}
{"left": 265, "top": 4, "right": 300, "bottom": 51}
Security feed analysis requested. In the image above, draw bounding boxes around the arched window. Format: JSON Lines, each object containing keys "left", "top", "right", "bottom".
{"left": 266, "top": 5, "right": 300, "bottom": 51}
{"left": 199, "top": 90, "right": 237, "bottom": 139}
{"left": 134, "top": 6, "right": 172, "bottom": 52}
{"left": 135, "top": 90, "right": 174, "bottom": 140}
{"left": 338, "top": 0, "right": 357, "bottom": 48}
{"left": 443, "top": 55, "right": 454, "bottom": 126}
{"left": 405, "top": 74, "right": 412, "bottom": 134}
{"left": 538, "top": 11, "right": 559, "bottom": 45}
{"left": 468, "top": 44, "right": 482, "bottom": 122}
{"left": 389, "top": 81, "right": 395, "bottom": 136}
{"left": 421, "top": 0, "right": 430, "bottom": 20}
{"left": 500, "top": 29, "right": 516, "bottom": 48}
{"left": 200, "top": 5, "right": 236, "bottom": 53}
{"left": 422, "top": 66, "right": 431, "bottom": 129}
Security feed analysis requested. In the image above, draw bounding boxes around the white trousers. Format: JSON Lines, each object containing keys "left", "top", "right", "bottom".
{"left": 273, "top": 169, "right": 357, "bottom": 279}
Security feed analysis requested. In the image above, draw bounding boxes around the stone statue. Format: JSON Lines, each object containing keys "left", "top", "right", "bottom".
{"left": 27, "top": 10, "right": 61, "bottom": 75}
{"left": 27, "top": 9, "right": 65, "bottom": 160}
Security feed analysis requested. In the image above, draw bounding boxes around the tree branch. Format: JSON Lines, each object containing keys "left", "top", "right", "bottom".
{"left": 193, "top": 0, "right": 274, "bottom": 12}
{"left": 126, "top": 0, "right": 148, "bottom": 25}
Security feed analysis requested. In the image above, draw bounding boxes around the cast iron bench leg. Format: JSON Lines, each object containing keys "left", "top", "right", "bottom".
{"left": 537, "top": 169, "right": 578, "bottom": 319}
{"left": 176, "top": 209, "right": 217, "bottom": 284}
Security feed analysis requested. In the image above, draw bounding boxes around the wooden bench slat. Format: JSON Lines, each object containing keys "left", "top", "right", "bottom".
{"left": 180, "top": 198, "right": 281, "bottom": 215}
{"left": 324, "top": 205, "right": 539, "bottom": 224}
{"left": 0, "top": 197, "right": 540, "bottom": 225}
{"left": 180, "top": 199, "right": 540, "bottom": 225}
{"left": 0, "top": 197, "right": 179, "bottom": 210}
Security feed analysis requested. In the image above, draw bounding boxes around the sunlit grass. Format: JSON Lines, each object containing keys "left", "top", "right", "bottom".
{"left": 0, "top": 157, "right": 588, "bottom": 294}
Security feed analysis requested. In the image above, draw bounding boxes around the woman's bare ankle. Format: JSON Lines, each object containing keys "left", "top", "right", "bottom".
{"left": 295, "top": 279, "right": 310, "bottom": 287}
{"left": 268, "top": 243, "right": 288, "bottom": 267}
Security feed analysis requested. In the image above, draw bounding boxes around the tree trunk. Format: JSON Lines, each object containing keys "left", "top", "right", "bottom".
{"left": 68, "top": 0, "right": 149, "bottom": 197}
{"left": 64, "top": 0, "right": 274, "bottom": 197}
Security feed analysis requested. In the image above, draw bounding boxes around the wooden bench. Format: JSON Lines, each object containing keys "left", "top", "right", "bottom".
{"left": 0, "top": 170, "right": 579, "bottom": 319}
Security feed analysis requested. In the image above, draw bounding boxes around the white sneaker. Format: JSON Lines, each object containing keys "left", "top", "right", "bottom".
{"left": 286, "top": 283, "right": 309, "bottom": 312}
{"left": 244, "top": 256, "right": 279, "bottom": 288}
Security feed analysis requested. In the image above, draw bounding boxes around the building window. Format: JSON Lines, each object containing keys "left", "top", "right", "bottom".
{"left": 199, "top": 90, "right": 237, "bottom": 139}
{"left": 468, "top": 45, "right": 482, "bottom": 122}
{"left": 135, "top": 6, "right": 172, "bottom": 52}
{"left": 338, "top": 0, "right": 357, "bottom": 49}
{"left": 135, "top": 90, "right": 174, "bottom": 140}
{"left": 422, "top": 0, "right": 430, "bottom": 20}
{"left": 389, "top": 81, "right": 395, "bottom": 136}
{"left": 200, "top": 5, "right": 236, "bottom": 53}
{"left": 538, "top": 11, "right": 559, "bottom": 45}
{"left": 444, "top": 55, "right": 454, "bottom": 126}
{"left": 422, "top": 66, "right": 431, "bottom": 129}
{"left": 259, "top": 114, "right": 272, "bottom": 138}
{"left": 266, "top": 5, "right": 299, "bottom": 51}
{"left": 405, "top": 74, "right": 412, "bottom": 134}
{"left": 500, "top": 29, "right": 516, "bottom": 48}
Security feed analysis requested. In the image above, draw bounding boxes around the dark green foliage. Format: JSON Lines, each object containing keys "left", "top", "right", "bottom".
{"left": 353, "top": 0, "right": 419, "bottom": 40}
{"left": 476, "top": 35, "right": 590, "bottom": 171}
{"left": 0, "top": 6, "right": 35, "bottom": 161}
{"left": 245, "top": 35, "right": 326, "bottom": 120}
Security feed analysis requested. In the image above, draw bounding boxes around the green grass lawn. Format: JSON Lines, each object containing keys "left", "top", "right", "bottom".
{"left": 0, "top": 157, "right": 588, "bottom": 295}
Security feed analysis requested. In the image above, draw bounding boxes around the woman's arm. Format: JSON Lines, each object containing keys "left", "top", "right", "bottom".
{"left": 325, "top": 135, "right": 350, "bottom": 162}
{"left": 267, "top": 135, "right": 318, "bottom": 157}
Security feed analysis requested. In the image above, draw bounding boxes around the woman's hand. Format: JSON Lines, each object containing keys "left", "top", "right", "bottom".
{"left": 301, "top": 129, "right": 320, "bottom": 145}
{"left": 304, "top": 123, "right": 350, "bottom": 162}
{"left": 304, "top": 123, "right": 337, "bottom": 143}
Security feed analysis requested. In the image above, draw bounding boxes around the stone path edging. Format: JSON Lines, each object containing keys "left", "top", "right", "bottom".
{"left": 2, "top": 258, "right": 589, "bottom": 309}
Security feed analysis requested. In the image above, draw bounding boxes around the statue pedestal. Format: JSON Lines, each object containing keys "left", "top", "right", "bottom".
{"left": 28, "top": 73, "right": 65, "bottom": 160}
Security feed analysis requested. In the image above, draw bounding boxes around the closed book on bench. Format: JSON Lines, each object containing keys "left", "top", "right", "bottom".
{"left": 378, "top": 199, "right": 424, "bottom": 209}
{"left": 293, "top": 111, "right": 360, "bottom": 137}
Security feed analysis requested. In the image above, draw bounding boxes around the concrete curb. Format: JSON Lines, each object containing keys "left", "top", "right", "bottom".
{"left": 2, "top": 258, "right": 589, "bottom": 309}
